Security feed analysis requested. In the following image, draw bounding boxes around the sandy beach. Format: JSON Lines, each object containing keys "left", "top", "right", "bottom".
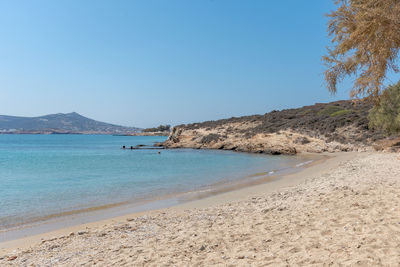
{"left": 1, "top": 151, "right": 400, "bottom": 266}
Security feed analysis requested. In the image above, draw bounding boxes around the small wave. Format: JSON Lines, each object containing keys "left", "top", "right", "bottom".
{"left": 295, "top": 160, "right": 313, "bottom": 167}
{"left": 181, "top": 188, "right": 213, "bottom": 196}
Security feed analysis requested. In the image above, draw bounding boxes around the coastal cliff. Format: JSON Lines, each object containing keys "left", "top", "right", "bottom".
{"left": 161, "top": 100, "right": 391, "bottom": 155}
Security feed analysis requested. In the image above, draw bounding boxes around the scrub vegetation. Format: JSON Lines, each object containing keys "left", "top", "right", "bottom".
{"left": 369, "top": 82, "right": 400, "bottom": 135}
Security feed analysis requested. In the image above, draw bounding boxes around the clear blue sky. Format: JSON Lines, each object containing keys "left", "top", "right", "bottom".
{"left": 0, "top": 0, "right": 354, "bottom": 128}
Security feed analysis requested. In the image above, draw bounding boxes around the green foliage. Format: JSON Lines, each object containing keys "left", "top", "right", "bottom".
{"left": 318, "top": 106, "right": 344, "bottom": 116}
{"left": 143, "top": 124, "right": 171, "bottom": 132}
{"left": 330, "top": 109, "right": 353, "bottom": 117}
{"left": 368, "top": 81, "right": 400, "bottom": 136}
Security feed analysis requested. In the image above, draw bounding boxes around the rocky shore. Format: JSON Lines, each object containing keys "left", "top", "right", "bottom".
{"left": 117, "top": 131, "right": 169, "bottom": 137}
{"left": 160, "top": 100, "right": 398, "bottom": 155}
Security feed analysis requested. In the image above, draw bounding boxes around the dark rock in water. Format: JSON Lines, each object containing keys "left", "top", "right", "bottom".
{"left": 153, "top": 142, "right": 164, "bottom": 147}
{"left": 126, "top": 144, "right": 166, "bottom": 150}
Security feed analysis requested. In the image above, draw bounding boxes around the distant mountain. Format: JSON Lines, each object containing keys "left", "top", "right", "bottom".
{"left": 0, "top": 112, "right": 140, "bottom": 134}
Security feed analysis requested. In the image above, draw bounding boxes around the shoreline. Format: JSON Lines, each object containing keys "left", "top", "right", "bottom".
{"left": 0, "top": 152, "right": 320, "bottom": 243}
{"left": 0, "top": 151, "right": 343, "bottom": 254}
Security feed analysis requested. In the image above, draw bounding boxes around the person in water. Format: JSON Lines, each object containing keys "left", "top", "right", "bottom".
{"left": 122, "top": 145, "right": 126, "bottom": 149}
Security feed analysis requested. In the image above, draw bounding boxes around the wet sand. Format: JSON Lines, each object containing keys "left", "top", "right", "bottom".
{"left": 2, "top": 152, "right": 400, "bottom": 265}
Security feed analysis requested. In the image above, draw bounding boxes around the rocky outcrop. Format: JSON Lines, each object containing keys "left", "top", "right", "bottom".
{"left": 373, "top": 137, "right": 400, "bottom": 152}
{"left": 161, "top": 100, "right": 387, "bottom": 155}
{"left": 162, "top": 128, "right": 363, "bottom": 155}
{"left": 122, "top": 132, "right": 170, "bottom": 137}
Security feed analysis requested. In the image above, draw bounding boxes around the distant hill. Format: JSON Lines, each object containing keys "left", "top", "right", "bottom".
{"left": 0, "top": 112, "right": 140, "bottom": 134}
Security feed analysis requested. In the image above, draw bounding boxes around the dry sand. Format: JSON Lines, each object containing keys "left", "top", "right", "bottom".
{"left": 1, "top": 152, "right": 400, "bottom": 266}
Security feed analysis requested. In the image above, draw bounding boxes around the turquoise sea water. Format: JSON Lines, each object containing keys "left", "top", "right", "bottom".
{"left": 0, "top": 134, "right": 308, "bottom": 230}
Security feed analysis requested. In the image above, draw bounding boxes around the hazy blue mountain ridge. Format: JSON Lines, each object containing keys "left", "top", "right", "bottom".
{"left": 0, "top": 112, "right": 140, "bottom": 134}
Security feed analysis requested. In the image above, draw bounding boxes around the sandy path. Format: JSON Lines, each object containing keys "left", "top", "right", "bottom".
{"left": 1, "top": 152, "right": 400, "bottom": 266}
